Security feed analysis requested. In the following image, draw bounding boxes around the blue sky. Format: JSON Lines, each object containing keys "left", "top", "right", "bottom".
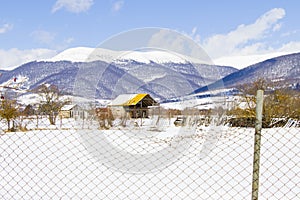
{"left": 0, "top": 0, "right": 300, "bottom": 69}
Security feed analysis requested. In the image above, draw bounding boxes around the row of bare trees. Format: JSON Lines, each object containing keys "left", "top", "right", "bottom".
{"left": 1, "top": 79, "right": 298, "bottom": 131}
{"left": 0, "top": 84, "right": 68, "bottom": 132}
{"left": 227, "top": 79, "right": 300, "bottom": 127}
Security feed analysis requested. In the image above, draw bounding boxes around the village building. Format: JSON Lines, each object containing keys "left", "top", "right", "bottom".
{"left": 109, "top": 94, "right": 158, "bottom": 118}
{"left": 59, "top": 104, "right": 85, "bottom": 119}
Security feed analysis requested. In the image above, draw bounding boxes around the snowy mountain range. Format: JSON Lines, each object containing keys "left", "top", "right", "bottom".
{"left": 0, "top": 47, "right": 299, "bottom": 101}
{"left": 0, "top": 49, "right": 236, "bottom": 100}
{"left": 194, "top": 52, "right": 300, "bottom": 94}
{"left": 45, "top": 47, "right": 298, "bottom": 69}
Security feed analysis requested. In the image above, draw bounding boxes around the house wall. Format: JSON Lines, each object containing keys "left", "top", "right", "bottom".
{"left": 110, "top": 106, "right": 150, "bottom": 118}
{"left": 110, "top": 106, "right": 127, "bottom": 118}
{"left": 59, "top": 110, "right": 71, "bottom": 118}
{"left": 59, "top": 107, "right": 89, "bottom": 119}
{"left": 126, "top": 107, "right": 149, "bottom": 118}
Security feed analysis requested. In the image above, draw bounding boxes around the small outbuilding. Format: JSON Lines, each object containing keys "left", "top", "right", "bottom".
{"left": 110, "top": 94, "right": 158, "bottom": 118}
{"left": 59, "top": 104, "right": 82, "bottom": 119}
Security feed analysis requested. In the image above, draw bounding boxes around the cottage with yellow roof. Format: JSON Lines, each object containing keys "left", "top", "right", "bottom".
{"left": 109, "top": 94, "right": 158, "bottom": 118}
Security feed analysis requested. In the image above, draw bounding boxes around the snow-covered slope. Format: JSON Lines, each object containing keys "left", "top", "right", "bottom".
{"left": 47, "top": 47, "right": 299, "bottom": 70}
{"left": 45, "top": 47, "right": 94, "bottom": 62}
{"left": 45, "top": 47, "right": 118, "bottom": 63}
{"left": 117, "top": 50, "right": 188, "bottom": 64}
{"left": 43, "top": 47, "right": 210, "bottom": 65}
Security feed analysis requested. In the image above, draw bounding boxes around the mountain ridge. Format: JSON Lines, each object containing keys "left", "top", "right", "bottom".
{"left": 0, "top": 59, "right": 237, "bottom": 100}
{"left": 1, "top": 49, "right": 299, "bottom": 102}
{"left": 193, "top": 52, "right": 300, "bottom": 94}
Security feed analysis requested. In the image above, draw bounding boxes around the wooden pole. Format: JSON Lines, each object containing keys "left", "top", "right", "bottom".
{"left": 252, "top": 90, "right": 264, "bottom": 200}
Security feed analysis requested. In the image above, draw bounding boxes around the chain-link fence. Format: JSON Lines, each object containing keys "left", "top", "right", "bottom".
{"left": 0, "top": 108, "right": 299, "bottom": 199}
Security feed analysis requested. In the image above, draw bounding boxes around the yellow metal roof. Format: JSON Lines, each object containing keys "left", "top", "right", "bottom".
{"left": 123, "top": 94, "right": 148, "bottom": 106}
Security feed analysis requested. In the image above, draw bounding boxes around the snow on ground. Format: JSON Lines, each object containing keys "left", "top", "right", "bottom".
{"left": 42, "top": 47, "right": 209, "bottom": 65}
{"left": 161, "top": 95, "right": 238, "bottom": 110}
{"left": 0, "top": 116, "right": 299, "bottom": 199}
{"left": 0, "top": 75, "right": 29, "bottom": 93}
{"left": 119, "top": 50, "right": 188, "bottom": 64}
{"left": 44, "top": 47, "right": 115, "bottom": 63}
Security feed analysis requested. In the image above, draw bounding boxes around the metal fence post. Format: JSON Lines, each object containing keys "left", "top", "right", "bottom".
{"left": 252, "top": 89, "right": 264, "bottom": 200}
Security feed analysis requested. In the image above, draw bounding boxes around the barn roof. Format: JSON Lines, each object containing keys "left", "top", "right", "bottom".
{"left": 124, "top": 94, "right": 148, "bottom": 106}
{"left": 61, "top": 104, "right": 77, "bottom": 111}
{"left": 110, "top": 94, "right": 157, "bottom": 106}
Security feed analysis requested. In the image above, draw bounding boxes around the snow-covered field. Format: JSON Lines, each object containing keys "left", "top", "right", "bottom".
{"left": 0, "top": 118, "right": 299, "bottom": 199}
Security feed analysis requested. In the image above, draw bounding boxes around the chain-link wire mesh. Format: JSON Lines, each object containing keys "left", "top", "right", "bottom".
{"left": 259, "top": 127, "right": 299, "bottom": 199}
{"left": 1, "top": 114, "right": 299, "bottom": 199}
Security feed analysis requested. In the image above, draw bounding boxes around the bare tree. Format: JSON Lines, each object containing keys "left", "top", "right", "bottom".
{"left": 95, "top": 107, "right": 114, "bottom": 129}
{"left": 35, "top": 84, "right": 68, "bottom": 125}
{"left": 228, "top": 79, "right": 300, "bottom": 127}
{"left": 264, "top": 89, "right": 300, "bottom": 126}
{"left": 235, "top": 78, "right": 269, "bottom": 117}
{"left": 0, "top": 99, "right": 19, "bottom": 131}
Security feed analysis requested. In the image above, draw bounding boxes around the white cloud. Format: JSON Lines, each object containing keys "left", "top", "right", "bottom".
{"left": 272, "top": 23, "right": 282, "bottom": 31}
{"left": 148, "top": 29, "right": 213, "bottom": 64}
{"left": 31, "top": 30, "right": 56, "bottom": 45}
{"left": 0, "top": 48, "right": 57, "bottom": 70}
{"left": 201, "top": 8, "right": 286, "bottom": 58}
{"left": 0, "top": 23, "right": 13, "bottom": 34}
{"left": 64, "top": 37, "right": 75, "bottom": 45}
{"left": 54, "top": 37, "right": 75, "bottom": 50}
{"left": 30, "top": 30, "right": 75, "bottom": 50}
{"left": 212, "top": 40, "right": 300, "bottom": 69}
{"left": 188, "top": 27, "right": 201, "bottom": 43}
{"left": 278, "top": 41, "right": 300, "bottom": 52}
{"left": 189, "top": 27, "right": 201, "bottom": 43}
{"left": 191, "top": 27, "right": 197, "bottom": 36}
{"left": 52, "top": 0, "right": 94, "bottom": 13}
{"left": 112, "top": 0, "right": 124, "bottom": 12}
{"left": 281, "top": 30, "right": 298, "bottom": 37}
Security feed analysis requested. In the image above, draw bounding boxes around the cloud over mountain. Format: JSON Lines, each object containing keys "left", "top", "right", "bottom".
{"left": 202, "top": 8, "right": 286, "bottom": 58}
